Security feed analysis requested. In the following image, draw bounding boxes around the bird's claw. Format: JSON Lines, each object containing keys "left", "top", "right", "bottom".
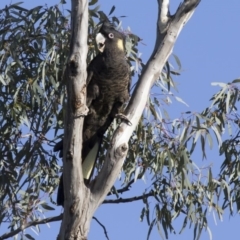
{"left": 115, "top": 113, "right": 132, "bottom": 126}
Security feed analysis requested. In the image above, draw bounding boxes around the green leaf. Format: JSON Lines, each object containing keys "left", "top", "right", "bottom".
{"left": 108, "top": 5, "right": 115, "bottom": 15}
{"left": 146, "top": 218, "right": 156, "bottom": 240}
{"left": 179, "top": 217, "right": 188, "bottom": 234}
{"left": 206, "top": 131, "right": 213, "bottom": 149}
{"left": 232, "top": 78, "right": 240, "bottom": 83}
{"left": 156, "top": 220, "right": 165, "bottom": 240}
{"left": 89, "top": 0, "right": 98, "bottom": 6}
{"left": 40, "top": 203, "right": 55, "bottom": 210}
{"left": 0, "top": 75, "right": 6, "bottom": 85}
{"left": 226, "top": 89, "right": 230, "bottom": 113}
{"left": 25, "top": 234, "right": 35, "bottom": 240}
{"left": 172, "top": 53, "right": 182, "bottom": 69}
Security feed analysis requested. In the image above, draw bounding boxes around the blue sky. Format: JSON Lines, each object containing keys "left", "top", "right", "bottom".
{"left": 1, "top": 0, "right": 240, "bottom": 239}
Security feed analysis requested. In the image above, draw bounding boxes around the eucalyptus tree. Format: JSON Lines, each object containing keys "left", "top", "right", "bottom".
{"left": 1, "top": 1, "right": 240, "bottom": 240}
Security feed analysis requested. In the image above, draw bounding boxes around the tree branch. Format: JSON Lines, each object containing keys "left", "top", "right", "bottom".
{"left": 0, "top": 214, "right": 63, "bottom": 240}
{"left": 107, "top": 175, "right": 145, "bottom": 196}
{"left": 104, "top": 191, "right": 155, "bottom": 204}
{"left": 108, "top": 180, "right": 134, "bottom": 196}
{"left": 93, "top": 217, "right": 110, "bottom": 240}
{"left": 159, "top": 0, "right": 170, "bottom": 33}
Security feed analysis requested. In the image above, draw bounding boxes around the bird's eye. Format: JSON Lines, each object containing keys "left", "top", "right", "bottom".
{"left": 108, "top": 33, "right": 114, "bottom": 39}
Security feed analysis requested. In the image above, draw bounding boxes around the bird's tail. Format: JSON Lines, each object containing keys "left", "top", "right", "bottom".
{"left": 82, "top": 138, "right": 101, "bottom": 180}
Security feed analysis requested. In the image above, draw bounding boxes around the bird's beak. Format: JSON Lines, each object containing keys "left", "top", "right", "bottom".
{"left": 96, "top": 33, "right": 106, "bottom": 52}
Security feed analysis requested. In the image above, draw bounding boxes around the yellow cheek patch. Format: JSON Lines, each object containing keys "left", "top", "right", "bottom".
{"left": 117, "top": 39, "right": 124, "bottom": 51}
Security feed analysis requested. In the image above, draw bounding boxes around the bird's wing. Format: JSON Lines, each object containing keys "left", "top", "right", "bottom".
{"left": 81, "top": 54, "right": 104, "bottom": 180}
{"left": 53, "top": 54, "right": 103, "bottom": 158}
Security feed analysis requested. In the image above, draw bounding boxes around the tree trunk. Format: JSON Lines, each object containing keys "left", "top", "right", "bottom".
{"left": 57, "top": 0, "right": 201, "bottom": 239}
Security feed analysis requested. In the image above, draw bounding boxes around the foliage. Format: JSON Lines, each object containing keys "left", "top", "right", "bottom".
{"left": 127, "top": 79, "right": 240, "bottom": 240}
{"left": 0, "top": 2, "right": 69, "bottom": 237}
{"left": 1, "top": 1, "right": 240, "bottom": 240}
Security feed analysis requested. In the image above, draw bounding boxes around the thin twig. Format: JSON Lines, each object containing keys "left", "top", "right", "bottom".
{"left": 93, "top": 216, "right": 110, "bottom": 240}
{"left": 107, "top": 172, "right": 145, "bottom": 196}
{"left": 107, "top": 179, "right": 134, "bottom": 196}
{"left": 104, "top": 191, "right": 154, "bottom": 204}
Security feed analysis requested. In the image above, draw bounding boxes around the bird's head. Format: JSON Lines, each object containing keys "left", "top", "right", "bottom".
{"left": 96, "top": 21, "right": 125, "bottom": 53}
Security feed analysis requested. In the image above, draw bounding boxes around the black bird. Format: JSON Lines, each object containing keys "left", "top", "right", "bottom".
{"left": 55, "top": 21, "right": 131, "bottom": 206}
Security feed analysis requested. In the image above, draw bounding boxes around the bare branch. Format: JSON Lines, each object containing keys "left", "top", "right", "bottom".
{"left": 103, "top": 191, "right": 155, "bottom": 204}
{"left": 159, "top": 0, "right": 170, "bottom": 33}
{"left": 93, "top": 217, "right": 110, "bottom": 240}
{"left": 0, "top": 214, "right": 63, "bottom": 240}
{"left": 107, "top": 171, "right": 146, "bottom": 196}
{"left": 107, "top": 179, "right": 135, "bottom": 196}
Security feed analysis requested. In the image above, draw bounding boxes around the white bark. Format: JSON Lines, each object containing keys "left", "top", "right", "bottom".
{"left": 58, "top": 0, "right": 89, "bottom": 239}
{"left": 159, "top": 0, "right": 170, "bottom": 33}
